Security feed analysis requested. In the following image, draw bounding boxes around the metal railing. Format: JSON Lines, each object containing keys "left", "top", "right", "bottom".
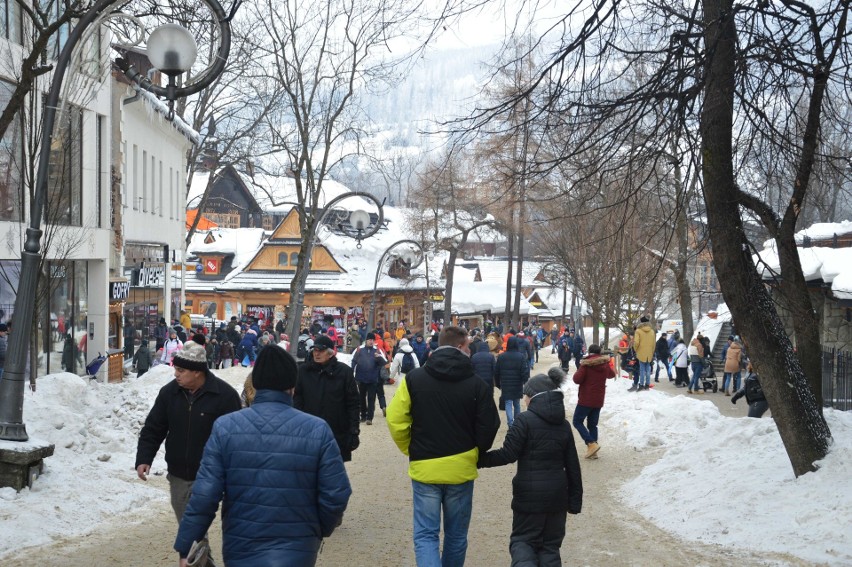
{"left": 822, "top": 347, "right": 852, "bottom": 411}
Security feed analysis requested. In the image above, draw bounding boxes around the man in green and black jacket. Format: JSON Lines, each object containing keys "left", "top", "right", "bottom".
{"left": 387, "top": 325, "right": 500, "bottom": 566}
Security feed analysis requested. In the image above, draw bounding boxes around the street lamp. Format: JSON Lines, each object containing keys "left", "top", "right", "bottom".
{"left": 367, "top": 240, "right": 425, "bottom": 333}
{"left": 0, "top": 0, "right": 236, "bottom": 442}
{"left": 286, "top": 192, "right": 385, "bottom": 354}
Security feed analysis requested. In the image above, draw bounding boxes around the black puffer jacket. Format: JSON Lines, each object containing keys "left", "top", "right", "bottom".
{"left": 135, "top": 373, "right": 242, "bottom": 481}
{"left": 470, "top": 341, "right": 496, "bottom": 387}
{"left": 479, "top": 389, "right": 582, "bottom": 514}
{"left": 655, "top": 336, "right": 671, "bottom": 360}
{"left": 294, "top": 356, "right": 361, "bottom": 461}
{"left": 494, "top": 336, "right": 530, "bottom": 399}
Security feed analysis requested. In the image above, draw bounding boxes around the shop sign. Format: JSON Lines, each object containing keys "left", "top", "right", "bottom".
{"left": 429, "top": 293, "right": 444, "bottom": 302}
{"left": 529, "top": 300, "right": 543, "bottom": 307}
{"left": 109, "top": 280, "right": 130, "bottom": 301}
{"left": 386, "top": 296, "right": 405, "bottom": 306}
{"left": 136, "top": 264, "right": 165, "bottom": 287}
{"left": 203, "top": 257, "right": 220, "bottom": 275}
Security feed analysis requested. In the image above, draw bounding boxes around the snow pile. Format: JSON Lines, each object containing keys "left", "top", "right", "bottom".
{"left": 596, "top": 382, "right": 852, "bottom": 564}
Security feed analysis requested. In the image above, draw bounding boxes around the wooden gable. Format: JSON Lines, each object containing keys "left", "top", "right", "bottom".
{"left": 245, "top": 244, "right": 345, "bottom": 273}
{"left": 269, "top": 208, "right": 302, "bottom": 240}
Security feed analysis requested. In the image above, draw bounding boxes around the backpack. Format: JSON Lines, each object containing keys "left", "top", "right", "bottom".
{"left": 297, "top": 338, "right": 309, "bottom": 359}
{"left": 400, "top": 352, "right": 415, "bottom": 374}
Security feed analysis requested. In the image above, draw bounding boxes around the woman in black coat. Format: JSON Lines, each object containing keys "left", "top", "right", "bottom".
{"left": 471, "top": 340, "right": 496, "bottom": 388}
{"left": 494, "top": 336, "right": 530, "bottom": 427}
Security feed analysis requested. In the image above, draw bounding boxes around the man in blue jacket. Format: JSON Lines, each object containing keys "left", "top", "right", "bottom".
{"left": 174, "top": 345, "right": 351, "bottom": 567}
{"left": 351, "top": 334, "right": 387, "bottom": 425}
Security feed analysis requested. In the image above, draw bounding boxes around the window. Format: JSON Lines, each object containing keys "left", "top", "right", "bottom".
{"left": 290, "top": 252, "right": 299, "bottom": 266}
{"left": 0, "top": 80, "right": 23, "bottom": 221}
{"left": 132, "top": 145, "right": 138, "bottom": 210}
{"left": 46, "top": 104, "right": 83, "bottom": 226}
{"left": 277, "top": 252, "right": 289, "bottom": 266}
{"left": 207, "top": 212, "right": 240, "bottom": 229}
{"left": 1, "top": 0, "right": 22, "bottom": 44}
{"left": 81, "top": 27, "right": 102, "bottom": 77}
{"left": 96, "top": 115, "right": 104, "bottom": 227}
{"left": 142, "top": 150, "right": 147, "bottom": 212}
{"left": 169, "top": 167, "right": 174, "bottom": 219}
{"left": 150, "top": 154, "right": 155, "bottom": 214}
{"left": 158, "top": 160, "right": 163, "bottom": 216}
{"left": 43, "top": 0, "right": 71, "bottom": 59}
{"left": 262, "top": 215, "right": 273, "bottom": 231}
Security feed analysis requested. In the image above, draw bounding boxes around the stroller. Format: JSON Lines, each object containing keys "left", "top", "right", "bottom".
{"left": 85, "top": 352, "right": 108, "bottom": 379}
{"left": 700, "top": 358, "right": 718, "bottom": 392}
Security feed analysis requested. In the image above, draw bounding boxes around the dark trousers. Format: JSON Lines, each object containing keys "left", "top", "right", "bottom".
{"left": 509, "top": 510, "right": 567, "bottom": 567}
{"left": 675, "top": 366, "right": 689, "bottom": 385}
{"left": 357, "top": 381, "right": 378, "bottom": 420}
{"left": 572, "top": 405, "right": 601, "bottom": 444}
{"left": 376, "top": 381, "right": 386, "bottom": 410}
{"left": 749, "top": 400, "right": 769, "bottom": 418}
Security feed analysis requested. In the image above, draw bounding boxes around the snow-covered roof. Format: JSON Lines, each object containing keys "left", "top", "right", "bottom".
{"left": 184, "top": 207, "right": 445, "bottom": 294}
{"left": 459, "top": 258, "right": 544, "bottom": 287}
{"left": 794, "top": 220, "right": 852, "bottom": 243}
{"left": 135, "top": 87, "right": 200, "bottom": 145}
{"left": 754, "top": 240, "right": 852, "bottom": 299}
{"left": 187, "top": 170, "right": 356, "bottom": 211}
{"left": 451, "top": 281, "right": 534, "bottom": 315}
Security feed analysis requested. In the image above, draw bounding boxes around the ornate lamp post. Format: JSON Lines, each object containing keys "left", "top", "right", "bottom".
{"left": 367, "top": 240, "right": 425, "bottom": 333}
{"left": 0, "top": 0, "right": 236, "bottom": 442}
{"left": 285, "top": 192, "right": 385, "bottom": 355}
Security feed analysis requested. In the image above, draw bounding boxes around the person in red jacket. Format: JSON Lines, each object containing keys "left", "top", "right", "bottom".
{"left": 572, "top": 344, "right": 616, "bottom": 459}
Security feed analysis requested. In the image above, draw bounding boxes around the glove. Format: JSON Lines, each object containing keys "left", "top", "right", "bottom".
{"left": 349, "top": 434, "right": 360, "bottom": 451}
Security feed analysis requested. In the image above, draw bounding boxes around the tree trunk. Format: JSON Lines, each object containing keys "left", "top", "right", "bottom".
{"left": 700, "top": 0, "right": 830, "bottom": 477}
{"left": 672, "top": 139, "right": 695, "bottom": 340}
{"left": 443, "top": 246, "right": 460, "bottom": 326}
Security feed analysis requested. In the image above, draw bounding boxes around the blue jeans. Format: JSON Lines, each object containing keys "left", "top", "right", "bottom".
{"left": 505, "top": 398, "right": 521, "bottom": 427}
{"left": 638, "top": 361, "right": 651, "bottom": 386}
{"left": 689, "top": 362, "right": 703, "bottom": 391}
{"left": 572, "top": 405, "right": 601, "bottom": 444}
{"left": 412, "top": 480, "right": 474, "bottom": 567}
{"left": 722, "top": 371, "right": 741, "bottom": 392}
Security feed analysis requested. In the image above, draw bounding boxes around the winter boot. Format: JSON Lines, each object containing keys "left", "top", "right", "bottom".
{"left": 585, "top": 442, "right": 600, "bottom": 459}
{"left": 627, "top": 384, "right": 638, "bottom": 392}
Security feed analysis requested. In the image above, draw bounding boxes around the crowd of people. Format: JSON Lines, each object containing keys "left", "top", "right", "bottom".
{"left": 132, "top": 313, "right": 767, "bottom": 566}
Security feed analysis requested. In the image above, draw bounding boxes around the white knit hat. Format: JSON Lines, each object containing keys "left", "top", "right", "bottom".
{"left": 172, "top": 341, "right": 208, "bottom": 373}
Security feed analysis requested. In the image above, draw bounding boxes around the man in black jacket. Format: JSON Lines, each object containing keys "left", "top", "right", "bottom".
{"left": 294, "top": 335, "right": 361, "bottom": 461}
{"left": 135, "top": 341, "right": 241, "bottom": 524}
{"left": 654, "top": 332, "right": 672, "bottom": 383}
{"left": 495, "top": 336, "right": 531, "bottom": 428}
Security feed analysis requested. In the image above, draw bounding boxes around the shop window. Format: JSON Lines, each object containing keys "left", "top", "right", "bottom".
{"left": 44, "top": 260, "right": 88, "bottom": 376}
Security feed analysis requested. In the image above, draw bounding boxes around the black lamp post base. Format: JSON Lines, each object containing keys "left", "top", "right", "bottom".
{"left": 0, "top": 422, "right": 28, "bottom": 441}
{"left": 0, "top": 438, "right": 54, "bottom": 491}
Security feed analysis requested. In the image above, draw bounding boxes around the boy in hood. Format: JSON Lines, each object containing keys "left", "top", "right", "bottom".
{"left": 478, "top": 367, "right": 583, "bottom": 566}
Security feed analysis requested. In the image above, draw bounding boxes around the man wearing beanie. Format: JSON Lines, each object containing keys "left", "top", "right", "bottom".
{"left": 135, "top": 340, "right": 241, "bottom": 554}
{"left": 175, "top": 346, "right": 351, "bottom": 566}
{"left": 478, "top": 366, "right": 583, "bottom": 565}
{"left": 387, "top": 326, "right": 499, "bottom": 566}
{"left": 295, "top": 335, "right": 361, "bottom": 462}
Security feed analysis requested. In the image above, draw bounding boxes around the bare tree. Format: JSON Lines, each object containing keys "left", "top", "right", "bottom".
{"left": 452, "top": 0, "right": 849, "bottom": 476}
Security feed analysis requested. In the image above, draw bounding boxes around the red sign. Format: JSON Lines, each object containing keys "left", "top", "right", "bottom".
{"left": 204, "top": 258, "right": 220, "bottom": 275}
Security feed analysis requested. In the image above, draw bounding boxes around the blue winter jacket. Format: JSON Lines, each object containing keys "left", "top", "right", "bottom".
{"left": 351, "top": 345, "right": 385, "bottom": 383}
{"left": 494, "top": 337, "right": 530, "bottom": 399}
{"left": 174, "top": 389, "right": 352, "bottom": 566}
{"left": 471, "top": 341, "right": 496, "bottom": 387}
{"left": 411, "top": 336, "right": 429, "bottom": 365}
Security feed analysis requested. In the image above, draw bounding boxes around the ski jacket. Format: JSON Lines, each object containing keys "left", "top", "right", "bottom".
{"left": 478, "top": 390, "right": 583, "bottom": 514}
{"left": 387, "top": 345, "right": 500, "bottom": 485}
{"left": 411, "top": 336, "right": 429, "bottom": 365}
{"left": 671, "top": 343, "right": 688, "bottom": 368}
{"left": 572, "top": 354, "right": 616, "bottom": 408}
{"left": 295, "top": 357, "right": 361, "bottom": 462}
{"left": 732, "top": 372, "right": 766, "bottom": 404}
{"left": 174, "top": 390, "right": 351, "bottom": 566}
{"left": 132, "top": 345, "right": 153, "bottom": 372}
{"left": 390, "top": 343, "right": 420, "bottom": 381}
{"left": 655, "top": 336, "right": 671, "bottom": 360}
{"left": 351, "top": 345, "right": 386, "bottom": 383}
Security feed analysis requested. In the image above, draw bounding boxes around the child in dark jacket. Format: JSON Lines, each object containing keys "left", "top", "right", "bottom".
{"left": 478, "top": 367, "right": 583, "bottom": 566}
{"left": 132, "top": 339, "right": 153, "bottom": 376}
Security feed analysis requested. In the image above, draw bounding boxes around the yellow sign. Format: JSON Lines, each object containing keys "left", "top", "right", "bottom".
{"left": 386, "top": 296, "right": 405, "bottom": 306}
{"left": 429, "top": 293, "right": 445, "bottom": 301}
{"left": 529, "top": 300, "right": 543, "bottom": 307}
